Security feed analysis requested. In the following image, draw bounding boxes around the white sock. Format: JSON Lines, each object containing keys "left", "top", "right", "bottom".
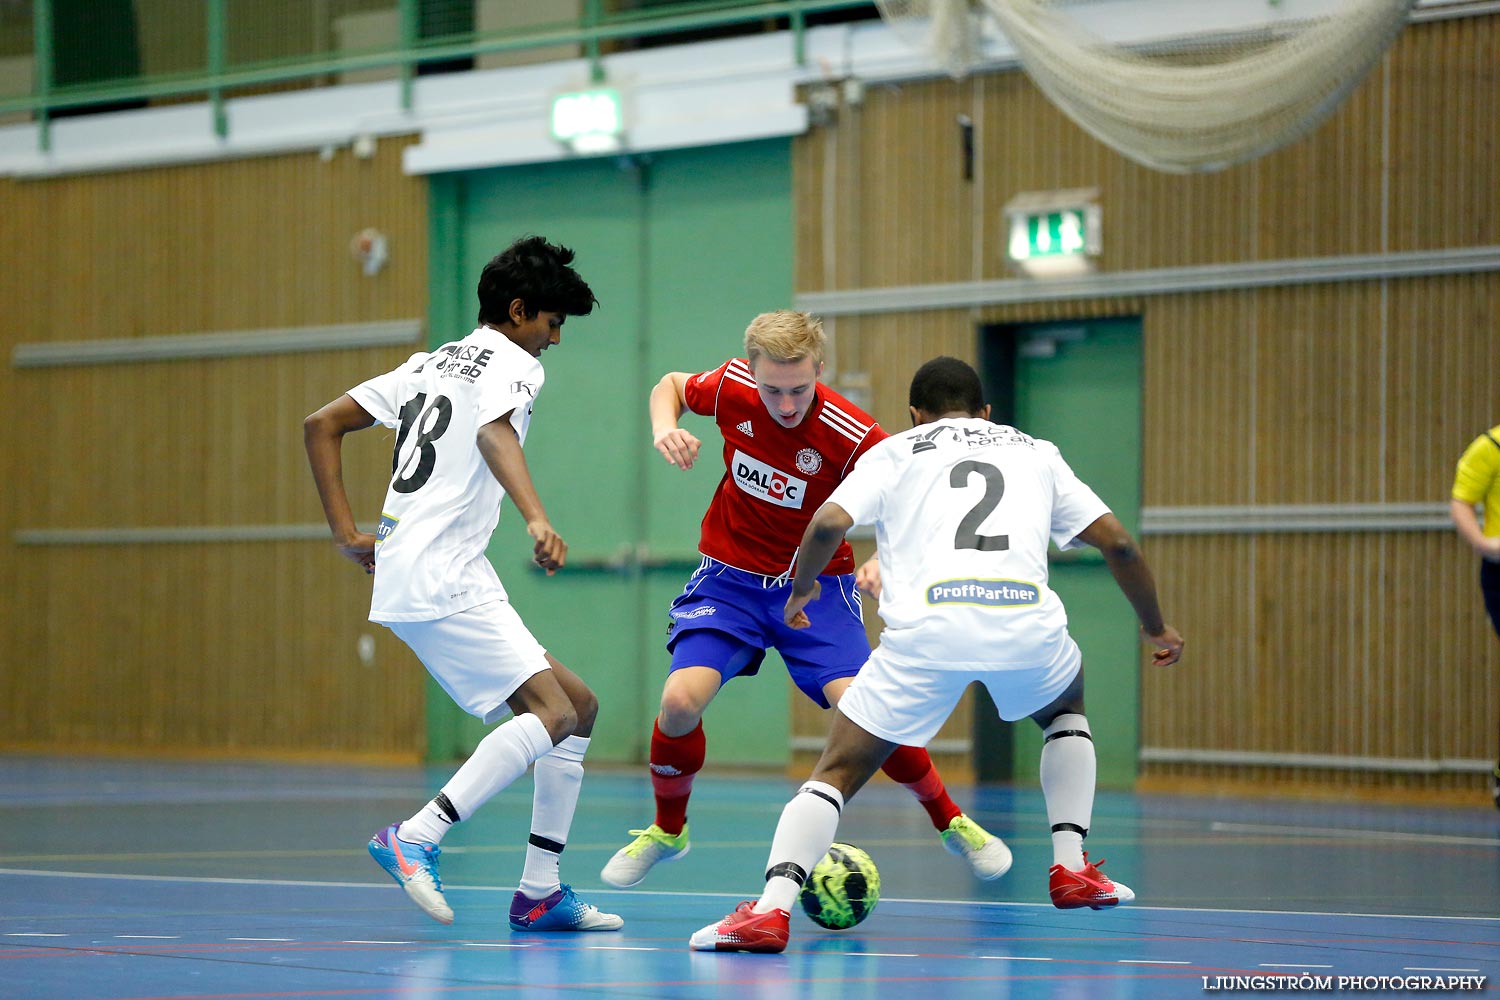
{"left": 400, "top": 713, "right": 554, "bottom": 846}
{"left": 1040, "top": 713, "right": 1094, "bottom": 871}
{"left": 518, "top": 734, "right": 589, "bottom": 899}
{"left": 758, "top": 780, "right": 844, "bottom": 914}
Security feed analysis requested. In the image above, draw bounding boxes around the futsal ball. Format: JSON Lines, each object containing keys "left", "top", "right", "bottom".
{"left": 799, "top": 842, "right": 880, "bottom": 929}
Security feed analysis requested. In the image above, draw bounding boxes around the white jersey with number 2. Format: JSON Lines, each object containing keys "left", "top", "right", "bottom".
{"left": 347, "top": 327, "right": 543, "bottom": 623}
{"left": 827, "top": 417, "right": 1109, "bottom": 668}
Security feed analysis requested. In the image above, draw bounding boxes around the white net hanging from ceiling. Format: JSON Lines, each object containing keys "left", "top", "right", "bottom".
{"left": 874, "top": 0, "right": 1416, "bottom": 172}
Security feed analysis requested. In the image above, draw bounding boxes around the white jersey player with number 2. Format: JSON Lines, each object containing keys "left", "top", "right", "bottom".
{"left": 690, "top": 356, "right": 1182, "bottom": 954}
{"left": 830, "top": 417, "right": 1108, "bottom": 736}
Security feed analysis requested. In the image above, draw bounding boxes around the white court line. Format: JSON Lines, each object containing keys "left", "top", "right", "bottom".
{"left": 0, "top": 868, "right": 396, "bottom": 891}
{"left": 6, "top": 932, "right": 67, "bottom": 937}
{"left": 1, "top": 868, "right": 1496, "bottom": 923}
{"left": 978, "top": 956, "right": 1053, "bottom": 962}
{"left": 845, "top": 952, "right": 920, "bottom": 958}
{"left": 228, "top": 937, "right": 293, "bottom": 942}
{"left": 1210, "top": 822, "right": 1500, "bottom": 848}
{"left": 1262, "top": 964, "right": 1334, "bottom": 969}
{"left": 462, "top": 943, "right": 530, "bottom": 949}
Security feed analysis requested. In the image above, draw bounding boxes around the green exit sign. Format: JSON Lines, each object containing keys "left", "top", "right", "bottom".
{"left": 1010, "top": 209, "right": 1089, "bottom": 259}
{"left": 1004, "top": 190, "right": 1101, "bottom": 274}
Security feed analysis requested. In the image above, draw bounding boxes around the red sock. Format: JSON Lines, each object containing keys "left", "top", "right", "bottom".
{"left": 882, "top": 744, "right": 962, "bottom": 830}
{"left": 650, "top": 719, "right": 705, "bottom": 835}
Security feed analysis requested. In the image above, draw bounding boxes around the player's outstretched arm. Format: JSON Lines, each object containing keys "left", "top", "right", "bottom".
{"left": 304, "top": 394, "right": 379, "bottom": 574}
{"left": 1075, "top": 513, "right": 1184, "bottom": 666}
{"left": 477, "top": 415, "right": 567, "bottom": 575}
{"left": 649, "top": 371, "right": 701, "bottom": 470}
{"left": 784, "top": 502, "right": 855, "bottom": 628}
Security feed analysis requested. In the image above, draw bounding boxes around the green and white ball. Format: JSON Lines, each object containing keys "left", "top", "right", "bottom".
{"left": 799, "top": 842, "right": 880, "bottom": 929}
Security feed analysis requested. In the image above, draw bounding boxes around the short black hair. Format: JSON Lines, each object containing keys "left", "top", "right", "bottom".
{"left": 909, "top": 356, "right": 985, "bottom": 415}
{"left": 476, "top": 235, "right": 598, "bottom": 326}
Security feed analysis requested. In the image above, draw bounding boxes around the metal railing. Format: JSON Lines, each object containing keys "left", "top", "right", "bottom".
{"left": 3, "top": 0, "right": 874, "bottom": 153}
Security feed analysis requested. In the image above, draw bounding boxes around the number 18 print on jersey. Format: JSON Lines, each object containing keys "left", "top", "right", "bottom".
{"left": 347, "top": 328, "right": 543, "bottom": 623}
{"left": 826, "top": 417, "right": 1111, "bottom": 668}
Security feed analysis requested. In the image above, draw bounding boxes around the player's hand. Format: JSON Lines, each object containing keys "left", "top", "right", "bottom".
{"left": 653, "top": 427, "right": 701, "bottom": 470}
{"left": 528, "top": 519, "right": 567, "bottom": 575}
{"left": 855, "top": 556, "right": 881, "bottom": 598}
{"left": 1483, "top": 537, "right": 1500, "bottom": 563}
{"left": 336, "top": 532, "right": 377, "bottom": 575}
{"left": 784, "top": 581, "right": 821, "bottom": 629}
{"left": 1142, "top": 624, "right": 1184, "bottom": 666}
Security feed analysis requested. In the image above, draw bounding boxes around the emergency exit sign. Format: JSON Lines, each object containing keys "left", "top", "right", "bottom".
{"left": 1010, "top": 208, "right": 1089, "bottom": 260}
{"left": 1004, "top": 190, "right": 1101, "bottom": 275}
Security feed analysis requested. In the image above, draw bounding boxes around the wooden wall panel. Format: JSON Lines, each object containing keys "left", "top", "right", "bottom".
{"left": 17, "top": 140, "right": 425, "bottom": 341}
{"left": 18, "top": 350, "right": 400, "bottom": 528}
{"left": 1388, "top": 16, "right": 1500, "bottom": 252}
{"left": 1, "top": 136, "right": 430, "bottom": 759}
{"left": 1140, "top": 291, "right": 1258, "bottom": 507}
{"left": 792, "top": 15, "right": 1499, "bottom": 797}
{"left": 1387, "top": 273, "right": 1500, "bottom": 500}
{"left": 1144, "top": 531, "right": 1498, "bottom": 788}
{"left": 15, "top": 543, "right": 421, "bottom": 755}
{"left": 1253, "top": 284, "right": 1386, "bottom": 504}
{"left": 801, "top": 15, "right": 1498, "bottom": 280}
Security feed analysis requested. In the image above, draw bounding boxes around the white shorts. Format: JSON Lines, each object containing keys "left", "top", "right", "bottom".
{"left": 386, "top": 600, "right": 550, "bottom": 725}
{"left": 836, "top": 634, "right": 1083, "bottom": 747}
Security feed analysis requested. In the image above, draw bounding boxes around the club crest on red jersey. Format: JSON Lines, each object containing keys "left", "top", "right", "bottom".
{"left": 795, "top": 448, "right": 823, "bottom": 474}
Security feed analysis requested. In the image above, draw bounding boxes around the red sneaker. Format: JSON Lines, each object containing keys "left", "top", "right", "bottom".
{"left": 1049, "top": 852, "right": 1135, "bottom": 910}
{"left": 689, "top": 900, "right": 790, "bottom": 953}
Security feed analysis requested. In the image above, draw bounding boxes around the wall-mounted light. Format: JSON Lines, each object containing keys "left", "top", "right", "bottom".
{"left": 551, "top": 88, "right": 624, "bottom": 155}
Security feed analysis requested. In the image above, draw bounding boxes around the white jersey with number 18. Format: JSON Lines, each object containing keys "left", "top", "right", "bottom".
{"left": 827, "top": 417, "right": 1110, "bottom": 669}
{"left": 347, "top": 327, "right": 543, "bottom": 623}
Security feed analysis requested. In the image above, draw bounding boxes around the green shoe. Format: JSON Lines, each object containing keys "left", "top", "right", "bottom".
{"left": 940, "top": 814, "right": 1013, "bottom": 881}
{"left": 600, "top": 823, "right": 691, "bottom": 888}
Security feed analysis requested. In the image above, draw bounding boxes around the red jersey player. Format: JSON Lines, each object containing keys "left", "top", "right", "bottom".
{"left": 600, "top": 310, "right": 1012, "bottom": 888}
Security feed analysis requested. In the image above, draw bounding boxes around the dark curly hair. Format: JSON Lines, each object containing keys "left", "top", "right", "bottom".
{"left": 909, "top": 356, "right": 985, "bottom": 416}
{"left": 476, "top": 235, "right": 599, "bottom": 326}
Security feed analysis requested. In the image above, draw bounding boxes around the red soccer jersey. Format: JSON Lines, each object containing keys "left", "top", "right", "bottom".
{"left": 682, "top": 358, "right": 888, "bottom": 576}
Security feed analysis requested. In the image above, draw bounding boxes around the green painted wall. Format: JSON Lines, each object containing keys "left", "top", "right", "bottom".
{"left": 1010, "top": 318, "right": 1143, "bottom": 790}
{"left": 424, "top": 141, "right": 795, "bottom": 765}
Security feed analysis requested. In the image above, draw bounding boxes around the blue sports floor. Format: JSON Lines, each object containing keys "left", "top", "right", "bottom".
{"left": 1, "top": 755, "right": 1495, "bottom": 999}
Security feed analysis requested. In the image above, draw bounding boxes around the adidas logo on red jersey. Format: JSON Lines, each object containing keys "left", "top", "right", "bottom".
{"left": 736, "top": 420, "right": 754, "bottom": 437}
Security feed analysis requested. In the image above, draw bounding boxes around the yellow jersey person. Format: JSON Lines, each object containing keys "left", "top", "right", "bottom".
{"left": 1450, "top": 423, "right": 1500, "bottom": 810}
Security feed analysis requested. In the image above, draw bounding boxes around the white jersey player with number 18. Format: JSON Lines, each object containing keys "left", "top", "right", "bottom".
{"left": 304, "top": 235, "right": 622, "bottom": 935}
{"left": 351, "top": 331, "right": 543, "bottom": 626}
{"left": 691, "top": 356, "right": 1183, "bottom": 954}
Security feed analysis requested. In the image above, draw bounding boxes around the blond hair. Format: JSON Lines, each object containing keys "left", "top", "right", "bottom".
{"left": 743, "top": 310, "right": 826, "bottom": 368}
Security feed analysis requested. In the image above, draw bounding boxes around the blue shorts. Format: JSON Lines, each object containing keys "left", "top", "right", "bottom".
{"left": 665, "top": 557, "right": 870, "bottom": 709}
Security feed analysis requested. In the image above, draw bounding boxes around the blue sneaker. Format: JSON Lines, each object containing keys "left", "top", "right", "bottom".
{"left": 509, "top": 884, "right": 623, "bottom": 932}
{"left": 367, "top": 823, "right": 453, "bottom": 925}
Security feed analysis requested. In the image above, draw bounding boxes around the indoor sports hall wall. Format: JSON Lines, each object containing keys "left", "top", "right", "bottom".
{"left": 787, "top": 12, "right": 1499, "bottom": 797}
{"left": 4, "top": 10, "right": 1496, "bottom": 800}
{"left": 0, "top": 134, "right": 800, "bottom": 768}
{"left": 0, "top": 137, "right": 433, "bottom": 759}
